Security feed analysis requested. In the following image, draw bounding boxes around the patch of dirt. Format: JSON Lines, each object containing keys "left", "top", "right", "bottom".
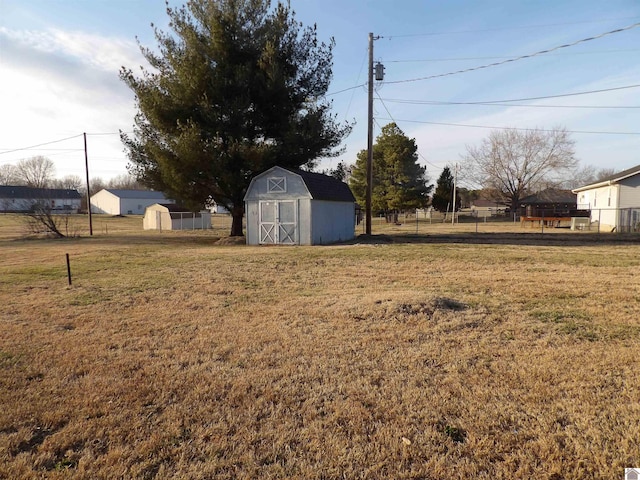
{"left": 215, "top": 236, "right": 246, "bottom": 246}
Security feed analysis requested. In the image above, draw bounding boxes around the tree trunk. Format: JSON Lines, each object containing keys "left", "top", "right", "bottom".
{"left": 230, "top": 206, "right": 244, "bottom": 237}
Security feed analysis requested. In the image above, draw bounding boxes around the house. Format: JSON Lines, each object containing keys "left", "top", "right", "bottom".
{"left": 518, "top": 189, "right": 578, "bottom": 217}
{"left": 572, "top": 164, "right": 640, "bottom": 232}
{"left": 90, "top": 189, "right": 174, "bottom": 215}
{"left": 0, "top": 185, "right": 81, "bottom": 213}
{"left": 143, "top": 203, "right": 211, "bottom": 231}
{"left": 244, "top": 166, "right": 356, "bottom": 245}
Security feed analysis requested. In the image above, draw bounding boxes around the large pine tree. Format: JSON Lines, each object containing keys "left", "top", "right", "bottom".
{"left": 120, "top": 0, "right": 351, "bottom": 235}
{"left": 350, "top": 123, "right": 432, "bottom": 221}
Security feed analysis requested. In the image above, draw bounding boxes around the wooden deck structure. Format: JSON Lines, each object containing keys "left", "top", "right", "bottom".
{"left": 521, "top": 216, "right": 572, "bottom": 228}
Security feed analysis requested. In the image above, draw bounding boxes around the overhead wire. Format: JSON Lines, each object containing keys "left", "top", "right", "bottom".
{"left": 384, "top": 22, "right": 640, "bottom": 85}
{"left": 374, "top": 91, "right": 442, "bottom": 171}
{"left": 385, "top": 48, "right": 640, "bottom": 63}
{"left": 377, "top": 117, "right": 640, "bottom": 135}
{"left": 385, "top": 16, "right": 640, "bottom": 38}
{"left": 378, "top": 84, "right": 640, "bottom": 108}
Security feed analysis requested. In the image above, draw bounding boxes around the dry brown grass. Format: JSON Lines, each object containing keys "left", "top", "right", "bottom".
{"left": 1, "top": 220, "right": 639, "bottom": 479}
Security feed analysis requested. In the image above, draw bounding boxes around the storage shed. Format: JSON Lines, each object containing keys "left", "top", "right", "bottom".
{"left": 244, "top": 166, "right": 356, "bottom": 245}
{"left": 90, "top": 189, "right": 174, "bottom": 215}
{"left": 143, "top": 204, "right": 212, "bottom": 231}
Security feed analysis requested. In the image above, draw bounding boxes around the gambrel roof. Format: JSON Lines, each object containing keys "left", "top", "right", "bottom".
{"left": 245, "top": 166, "right": 356, "bottom": 203}
{"left": 572, "top": 164, "right": 640, "bottom": 193}
{"left": 280, "top": 167, "right": 356, "bottom": 202}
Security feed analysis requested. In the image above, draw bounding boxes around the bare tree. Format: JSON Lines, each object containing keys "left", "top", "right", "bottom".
{"left": 52, "top": 175, "right": 83, "bottom": 191}
{"left": 0, "top": 164, "right": 19, "bottom": 185}
{"left": 15, "top": 156, "right": 56, "bottom": 188}
{"left": 89, "top": 177, "right": 106, "bottom": 196}
{"left": 23, "top": 201, "right": 67, "bottom": 238}
{"left": 107, "top": 173, "right": 143, "bottom": 190}
{"left": 464, "top": 127, "right": 577, "bottom": 212}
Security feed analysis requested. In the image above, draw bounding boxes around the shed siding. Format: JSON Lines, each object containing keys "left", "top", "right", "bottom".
{"left": 311, "top": 201, "right": 355, "bottom": 244}
{"left": 244, "top": 166, "right": 355, "bottom": 245}
{"left": 90, "top": 190, "right": 120, "bottom": 214}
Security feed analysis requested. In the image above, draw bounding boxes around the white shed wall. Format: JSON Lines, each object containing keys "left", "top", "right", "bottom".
{"left": 90, "top": 190, "right": 120, "bottom": 214}
{"left": 311, "top": 200, "right": 355, "bottom": 244}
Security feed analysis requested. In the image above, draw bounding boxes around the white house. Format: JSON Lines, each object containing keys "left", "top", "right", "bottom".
{"left": 143, "top": 203, "right": 212, "bottom": 231}
{"left": 572, "top": 164, "right": 640, "bottom": 232}
{"left": 90, "top": 189, "right": 174, "bottom": 215}
{"left": 0, "top": 185, "right": 81, "bottom": 213}
{"left": 244, "top": 166, "right": 356, "bottom": 245}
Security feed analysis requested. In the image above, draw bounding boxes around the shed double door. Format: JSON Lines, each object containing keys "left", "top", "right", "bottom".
{"left": 259, "top": 200, "right": 297, "bottom": 244}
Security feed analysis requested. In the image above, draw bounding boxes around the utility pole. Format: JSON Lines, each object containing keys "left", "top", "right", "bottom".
{"left": 451, "top": 163, "right": 458, "bottom": 225}
{"left": 366, "top": 33, "right": 383, "bottom": 235}
{"left": 84, "top": 133, "right": 93, "bottom": 236}
{"left": 366, "top": 33, "right": 375, "bottom": 236}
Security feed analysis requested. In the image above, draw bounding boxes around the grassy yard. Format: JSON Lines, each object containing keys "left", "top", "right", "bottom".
{"left": 0, "top": 215, "right": 639, "bottom": 478}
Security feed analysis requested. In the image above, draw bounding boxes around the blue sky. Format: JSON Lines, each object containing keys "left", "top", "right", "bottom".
{"left": 1, "top": 0, "right": 639, "bottom": 186}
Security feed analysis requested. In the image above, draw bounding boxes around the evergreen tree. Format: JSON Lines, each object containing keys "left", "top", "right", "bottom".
{"left": 431, "top": 166, "right": 460, "bottom": 212}
{"left": 120, "top": 0, "right": 351, "bottom": 236}
{"left": 350, "top": 123, "right": 432, "bottom": 221}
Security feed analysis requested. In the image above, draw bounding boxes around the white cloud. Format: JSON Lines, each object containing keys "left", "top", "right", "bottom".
{"left": 0, "top": 27, "right": 147, "bottom": 179}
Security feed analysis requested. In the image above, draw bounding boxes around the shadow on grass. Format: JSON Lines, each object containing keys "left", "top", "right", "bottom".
{"left": 350, "top": 232, "right": 640, "bottom": 247}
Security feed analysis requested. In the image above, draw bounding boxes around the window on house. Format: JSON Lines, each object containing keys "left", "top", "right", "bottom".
{"left": 268, "top": 177, "right": 286, "bottom": 193}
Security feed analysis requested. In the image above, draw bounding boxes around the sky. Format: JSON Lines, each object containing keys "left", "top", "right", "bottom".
{"left": 1, "top": 0, "right": 639, "bottom": 188}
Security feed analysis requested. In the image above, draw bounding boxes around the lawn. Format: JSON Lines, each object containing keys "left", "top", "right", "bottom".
{"left": 0, "top": 216, "right": 639, "bottom": 479}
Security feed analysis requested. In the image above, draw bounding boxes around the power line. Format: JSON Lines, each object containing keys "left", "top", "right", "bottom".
{"left": 385, "top": 22, "right": 640, "bottom": 85}
{"left": 386, "top": 48, "right": 640, "bottom": 63}
{"left": 381, "top": 99, "right": 640, "bottom": 109}
{"left": 0, "top": 134, "right": 84, "bottom": 155}
{"left": 377, "top": 117, "right": 640, "bottom": 135}
{"left": 385, "top": 16, "right": 640, "bottom": 38}
{"left": 375, "top": 92, "right": 442, "bottom": 171}
{"left": 379, "top": 83, "right": 640, "bottom": 108}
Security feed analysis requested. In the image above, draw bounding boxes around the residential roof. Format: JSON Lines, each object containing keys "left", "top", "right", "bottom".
{"left": 572, "top": 163, "right": 640, "bottom": 192}
{"left": 471, "top": 199, "right": 507, "bottom": 208}
{"left": 519, "top": 189, "right": 576, "bottom": 205}
{"left": 280, "top": 167, "right": 356, "bottom": 202}
{"left": 102, "top": 189, "right": 170, "bottom": 200}
{"left": 150, "top": 203, "right": 192, "bottom": 212}
{"left": 0, "top": 185, "right": 81, "bottom": 199}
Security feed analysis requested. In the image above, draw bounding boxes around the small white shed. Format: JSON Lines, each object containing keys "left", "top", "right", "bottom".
{"left": 90, "top": 189, "right": 174, "bottom": 215}
{"left": 143, "top": 203, "right": 212, "bottom": 231}
{"left": 244, "top": 166, "right": 356, "bottom": 245}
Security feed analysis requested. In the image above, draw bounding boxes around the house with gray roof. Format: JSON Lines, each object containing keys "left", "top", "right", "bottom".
{"left": 0, "top": 185, "right": 81, "bottom": 213}
{"left": 244, "top": 166, "right": 356, "bottom": 245}
{"left": 572, "top": 164, "right": 640, "bottom": 232}
{"left": 90, "top": 188, "right": 175, "bottom": 215}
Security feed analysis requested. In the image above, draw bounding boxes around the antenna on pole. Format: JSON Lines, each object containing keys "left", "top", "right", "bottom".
{"left": 366, "top": 34, "right": 383, "bottom": 236}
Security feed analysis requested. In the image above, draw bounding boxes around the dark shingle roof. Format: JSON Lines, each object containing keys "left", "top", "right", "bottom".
{"left": 281, "top": 167, "right": 356, "bottom": 202}
{"left": 573, "top": 164, "right": 640, "bottom": 191}
{"left": 595, "top": 164, "right": 640, "bottom": 183}
{"left": 520, "top": 189, "right": 576, "bottom": 205}
{"left": 0, "top": 185, "right": 81, "bottom": 199}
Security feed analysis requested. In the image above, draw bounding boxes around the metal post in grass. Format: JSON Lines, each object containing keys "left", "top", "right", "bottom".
{"left": 66, "top": 253, "right": 72, "bottom": 286}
